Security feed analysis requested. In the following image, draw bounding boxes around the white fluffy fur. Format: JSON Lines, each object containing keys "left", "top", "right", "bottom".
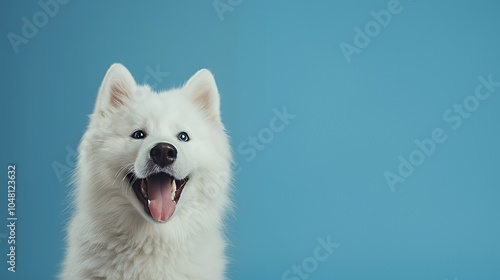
{"left": 61, "top": 64, "right": 232, "bottom": 280}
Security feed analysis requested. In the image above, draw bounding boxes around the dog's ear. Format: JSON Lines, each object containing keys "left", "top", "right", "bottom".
{"left": 183, "top": 69, "right": 221, "bottom": 123}
{"left": 94, "top": 63, "right": 136, "bottom": 115}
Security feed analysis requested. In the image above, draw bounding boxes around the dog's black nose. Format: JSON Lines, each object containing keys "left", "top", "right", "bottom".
{"left": 150, "top": 143, "right": 177, "bottom": 167}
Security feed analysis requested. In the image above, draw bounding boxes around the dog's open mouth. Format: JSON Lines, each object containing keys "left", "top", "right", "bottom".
{"left": 127, "top": 172, "right": 189, "bottom": 222}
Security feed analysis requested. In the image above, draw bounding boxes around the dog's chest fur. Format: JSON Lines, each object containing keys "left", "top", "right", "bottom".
{"left": 72, "top": 223, "right": 226, "bottom": 280}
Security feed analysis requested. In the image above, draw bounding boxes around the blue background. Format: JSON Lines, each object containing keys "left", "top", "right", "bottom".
{"left": 1, "top": 0, "right": 499, "bottom": 279}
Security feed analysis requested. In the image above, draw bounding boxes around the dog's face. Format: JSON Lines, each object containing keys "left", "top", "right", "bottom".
{"left": 84, "top": 64, "right": 231, "bottom": 223}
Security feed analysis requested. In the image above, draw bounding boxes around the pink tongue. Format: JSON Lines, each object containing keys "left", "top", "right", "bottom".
{"left": 147, "top": 173, "right": 176, "bottom": 222}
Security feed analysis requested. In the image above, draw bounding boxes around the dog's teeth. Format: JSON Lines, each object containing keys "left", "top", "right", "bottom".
{"left": 171, "top": 180, "right": 177, "bottom": 201}
{"left": 141, "top": 180, "right": 148, "bottom": 198}
{"left": 148, "top": 199, "right": 151, "bottom": 206}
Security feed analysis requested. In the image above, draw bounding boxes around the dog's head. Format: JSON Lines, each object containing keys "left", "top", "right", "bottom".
{"left": 83, "top": 64, "right": 231, "bottom": 223}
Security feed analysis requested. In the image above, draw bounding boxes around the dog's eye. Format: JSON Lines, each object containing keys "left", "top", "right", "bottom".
{"left": 178, "top": 132, "right": 190, "bottom": 142}
{"left": 131, "top": 130, "right": 147, "bottom": 139}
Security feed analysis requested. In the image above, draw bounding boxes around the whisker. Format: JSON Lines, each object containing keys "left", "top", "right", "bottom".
{"left": 111, "top": 163, "right": 134, "bottom": 188}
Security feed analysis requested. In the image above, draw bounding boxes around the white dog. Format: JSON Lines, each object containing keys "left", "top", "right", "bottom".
{"left": 61, "top": 64, "right": 232, "bottom": 280}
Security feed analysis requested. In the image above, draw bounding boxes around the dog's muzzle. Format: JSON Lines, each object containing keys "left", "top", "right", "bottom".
{"left": 127, "top": 142, "right": 189, "bottom": 223}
